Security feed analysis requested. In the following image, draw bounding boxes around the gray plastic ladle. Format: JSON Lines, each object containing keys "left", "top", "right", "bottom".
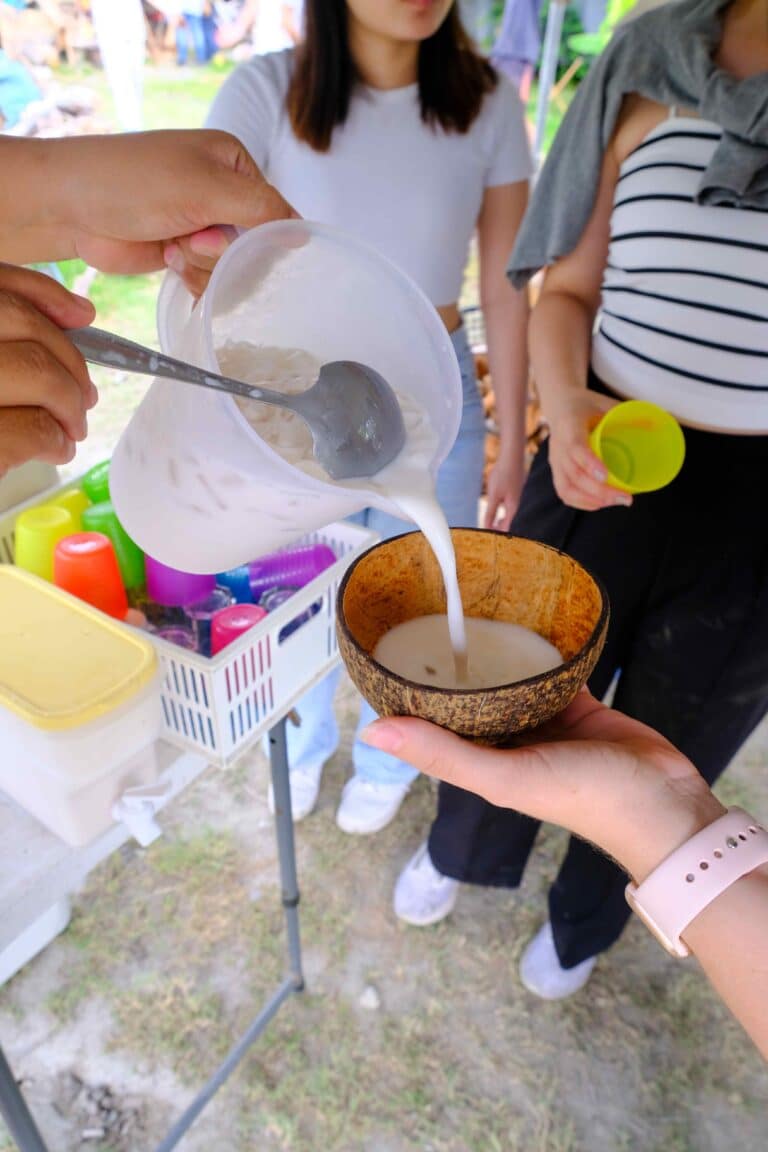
{"left": 69, "top": 326, "right": 406, "bottom": 481}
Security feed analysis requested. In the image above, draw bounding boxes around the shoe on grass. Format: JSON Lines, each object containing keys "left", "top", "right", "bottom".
{"left": 393, "top": 842, "right": 459, "bottom": 926}
{"left": 519, "top": 921, "right": 596, "bottom": 999}
{"left": 335, "top": 776, "right": 410, "bottom": 835}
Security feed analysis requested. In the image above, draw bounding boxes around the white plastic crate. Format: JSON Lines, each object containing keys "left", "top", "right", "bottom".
{"left": 460, "top": 305, "right": 487, "bottom": 353}
{"left": 0, "top": 485, "right": 376, "bottom": 768}
{"left": 149, "top": 520, "right": 374, "bottom": 765}
{"left": 0, "top": 476, "right": 66, "bottom": 563}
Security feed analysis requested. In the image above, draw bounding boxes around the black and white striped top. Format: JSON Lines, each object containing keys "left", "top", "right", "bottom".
{"left": 592, "top": 118, "right": 768, "bottom": 433}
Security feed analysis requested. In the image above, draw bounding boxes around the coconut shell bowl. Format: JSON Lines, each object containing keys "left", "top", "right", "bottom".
{"left": 336, "top": 529, "right": 609, "bottom": 745}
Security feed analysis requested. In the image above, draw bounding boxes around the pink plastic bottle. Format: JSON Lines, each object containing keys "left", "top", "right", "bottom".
{"left": 248, "top": 543, "right": 336, "bottom": 598}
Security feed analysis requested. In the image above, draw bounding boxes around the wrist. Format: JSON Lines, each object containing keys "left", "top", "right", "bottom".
{"left": 495, "top": 431, "right": 525, "bottom": 461}
{"left": 626, "top": 805, "right": 768, "bottom": 959}
{"left": 619, "top": 788, "right": 727, "bottom": 885}
{"left": 539, "top": 385, "right": 584, "bottom": 432}
{"left": 7, "top": 139, "right": 77, "bottom": 262}
{"left": 41, "top": 138, "right": 80, "bottom": 252}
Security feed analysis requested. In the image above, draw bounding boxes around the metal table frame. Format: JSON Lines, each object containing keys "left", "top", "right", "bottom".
{"left": 0, "top": 716, "right": 303, "bottom": 1152}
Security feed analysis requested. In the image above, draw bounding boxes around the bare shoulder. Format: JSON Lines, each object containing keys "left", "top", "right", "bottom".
{"left": 610, "top": 94, "right": 670, "bottom": 167}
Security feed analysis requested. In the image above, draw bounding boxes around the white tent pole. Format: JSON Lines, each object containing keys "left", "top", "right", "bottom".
{"left": 534, "top": 0, "right": 568, "bottom": 170}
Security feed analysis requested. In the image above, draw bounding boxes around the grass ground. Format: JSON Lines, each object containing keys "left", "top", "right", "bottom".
{"left": 4, "top": 54, "right": 765, "bottom": 1152}
{"left": 1, "top": 682, "right": 767, "bottom": 1151}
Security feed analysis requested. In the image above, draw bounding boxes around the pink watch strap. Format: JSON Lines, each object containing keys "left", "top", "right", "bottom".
{"left": 625, "top": 807, "right": 768, "bottom": 957}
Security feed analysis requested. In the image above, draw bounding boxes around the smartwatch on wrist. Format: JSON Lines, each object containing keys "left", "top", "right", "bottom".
{"left": 625, "top": 807, "right": 768, "bottom": 958}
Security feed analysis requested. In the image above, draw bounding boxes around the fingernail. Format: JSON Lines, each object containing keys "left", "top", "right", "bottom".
{"left": 88, "top": 382, "right": 99, "bottom": 408}
{"left": 360, "top": 720, "right": 404, "bottom": 754}
{"left": 163, "top": 243, "right": 185, "bottom": 274}
{"left": 593, "top": 466, "right": 607, "bottom": 482}
{"left": 189, "top": 231, "right": 228, "bottom": 258}
{"left": 614, "top": 494, "right": 632, "bottom": 507}
{"left": 73, "top": 292, "right": 93, "bottom": 309}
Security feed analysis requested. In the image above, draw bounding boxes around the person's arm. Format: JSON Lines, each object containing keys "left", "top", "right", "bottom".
{"left": 360, "top": 698, "right": 768, "bottom": 1060}
{"left": 477, "top": 180, "right": 529, "bottom": 531}
{"left": 281, "top": 1, "right": 302, "bottom": 43}
{"left": 0, "top": 129, "right": 294, "bottom": 473}
{"left": 529, "top": 96, "right": 675, "bottom": 513}
{"left": 0, "top": 130, "right": 293, "bottom": 273}
{"left": 528, "top": 144, "right": 629, "bottom": 512}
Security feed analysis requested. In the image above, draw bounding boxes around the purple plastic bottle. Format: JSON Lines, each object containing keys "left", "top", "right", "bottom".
{"left": 248, "top": 543, "right": 336, "bottom": 599}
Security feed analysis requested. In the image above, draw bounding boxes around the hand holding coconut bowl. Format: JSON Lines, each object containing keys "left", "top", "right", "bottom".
{"left": 336, "top": 528, "right": 608, "bottom": 745}
{"left": 336, "top": 528, "right": 768, "bottom": 1060}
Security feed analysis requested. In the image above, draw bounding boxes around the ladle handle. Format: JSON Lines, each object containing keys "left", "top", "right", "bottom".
{"left": 68, "top": 325, "right": 295, "bottom": 407}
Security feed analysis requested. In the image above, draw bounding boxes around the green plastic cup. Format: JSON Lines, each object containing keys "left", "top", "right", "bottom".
{"left": 82, "top": 500, "right": 145, "bottom": 590}
{"left": 589, "top": 400, "right": 686, "bottom": 494}
{"left": 81, "top": 459, "right": 111, "bottom": 503}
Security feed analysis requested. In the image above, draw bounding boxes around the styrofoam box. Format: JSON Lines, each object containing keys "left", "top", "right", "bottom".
{"left": 0, "top": 479, "right": 377, "bottom": 769}
{"left": 0, "top": 677, "right": 162, "bottom": 847}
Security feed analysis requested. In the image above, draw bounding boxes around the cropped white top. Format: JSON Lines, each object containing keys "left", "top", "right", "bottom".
{"left": 206, "top": 48, "right": 532, "bottom": 307}
{"left": 592, "top": 118, "right": 768, "bottom": 433}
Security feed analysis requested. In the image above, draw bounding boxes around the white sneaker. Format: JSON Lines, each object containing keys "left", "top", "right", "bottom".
{"left": 519, "top": 922, "right": 596, "bottom": 999}
{"left": 335, "top": 776, "right": 410, "bottom": 835}
{"left": 393, "top": 842, "right": 459, "bottom": 926}
{"left": 267, "top": 762, "right": 323, "bottom": 823}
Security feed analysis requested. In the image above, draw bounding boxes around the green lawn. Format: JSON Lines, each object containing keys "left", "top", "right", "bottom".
{"left": 57, "top": 57, "right": 234, "bottom": 130}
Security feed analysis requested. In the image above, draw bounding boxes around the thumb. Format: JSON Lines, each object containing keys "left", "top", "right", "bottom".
{"left": 214, "top": 171, "right": 300, "bottom": 232}
{"left": 360, "top": 716, "right": 549, "bottom": 812}
{"left": 205, "top": 135, "right": 299, "bottom": 231}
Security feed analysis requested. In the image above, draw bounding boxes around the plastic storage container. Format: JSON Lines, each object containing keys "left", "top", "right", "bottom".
{"left": 0, "top": 567, "right": 161, "bottom": 846}
{"left": 0, "top": 483, "right": 375, "bottom": 768}
{"left": 110, "top": 220, "right": 462, "bottom": 573}
{"left": 0, "top": 462, "right": 58, "bottom": 517}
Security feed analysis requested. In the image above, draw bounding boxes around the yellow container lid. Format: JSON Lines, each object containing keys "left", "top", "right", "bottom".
{"left": 0, "top": 567, "right": 157, "bottom": 731}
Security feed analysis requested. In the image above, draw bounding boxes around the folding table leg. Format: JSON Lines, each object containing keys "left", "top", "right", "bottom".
{"left": 0, "top": 1045, "right": 49, "bottom": 1152}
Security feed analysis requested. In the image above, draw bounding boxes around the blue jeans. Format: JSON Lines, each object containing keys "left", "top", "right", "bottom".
{"left": 288, "top": 326, "right": 485, "bottom": 785}
{"left": 176, "top": 13, "right": 216, "bottom": 65}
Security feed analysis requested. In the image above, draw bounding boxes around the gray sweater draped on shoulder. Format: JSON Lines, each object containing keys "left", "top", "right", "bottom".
{"left": 508, "top": 0, "right": 768, "bottom": 288}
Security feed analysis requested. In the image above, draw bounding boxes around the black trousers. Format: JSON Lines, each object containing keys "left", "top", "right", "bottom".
{"left": 428, "top": 407, "right": 768, "bottom": 968}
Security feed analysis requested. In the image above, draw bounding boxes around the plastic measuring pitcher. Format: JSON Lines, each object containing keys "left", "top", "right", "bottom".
{"left": 110, "top": 221, "right": 462, "bottom": 574}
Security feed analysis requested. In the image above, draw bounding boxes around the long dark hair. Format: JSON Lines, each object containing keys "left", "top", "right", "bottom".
{"left": 287, "top": 1, "right": 497, "bottom": 152}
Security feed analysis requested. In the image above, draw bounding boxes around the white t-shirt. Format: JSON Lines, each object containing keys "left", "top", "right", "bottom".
{"left": 206, "top": 49, "right": 531, "bottom": 306}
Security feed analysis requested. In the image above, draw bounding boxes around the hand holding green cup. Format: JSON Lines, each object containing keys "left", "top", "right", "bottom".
{"left": 589, "top": 400, "right": 686, "bottom": 494}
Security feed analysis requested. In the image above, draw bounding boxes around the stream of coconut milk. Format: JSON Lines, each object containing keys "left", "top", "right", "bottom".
{"left": 218, "top": 343, "right": 560, "bottom": 687}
